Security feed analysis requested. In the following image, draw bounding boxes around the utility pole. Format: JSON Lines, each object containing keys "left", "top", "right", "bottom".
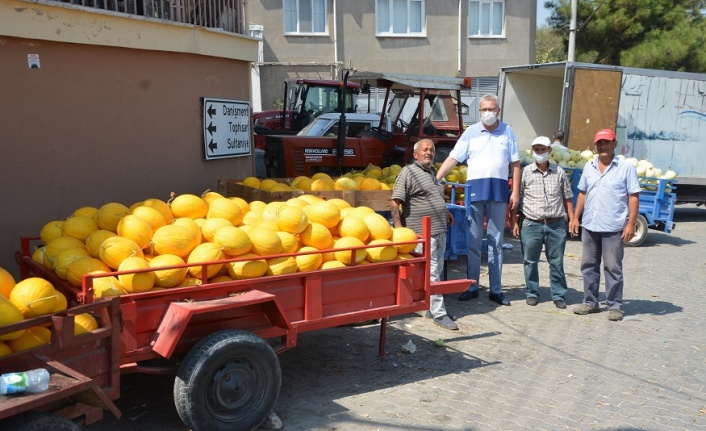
{"left": 568, "top": 0, "right": 577, "bottom": 61}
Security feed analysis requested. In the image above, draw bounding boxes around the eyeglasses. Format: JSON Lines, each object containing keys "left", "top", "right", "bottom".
{"left": 479, "top": 108, "right": 498, "bottom": 112}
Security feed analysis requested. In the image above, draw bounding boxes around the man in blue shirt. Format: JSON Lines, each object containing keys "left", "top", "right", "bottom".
{"left": 569, "top": 129, "right": 641, "bottom": 321}
{"left": 436, "top": 95, "right": 520, "bottom": 306}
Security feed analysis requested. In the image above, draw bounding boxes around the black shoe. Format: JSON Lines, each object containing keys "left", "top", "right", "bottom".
{"left": 433, "top": 315, "right": 459, "bottom": 331}
{"left": 459, "top": 290, "right": 479, "bottom": 301}
{"left": 553, "top": 299, "right": 567, "bottom": 309}
{"left": 489, "top": 293, "right": 510, "bottom": 306}
{"left": 526, "top": 297, "right": 538, "bottom": 306}
{"left": 425, "top": 310, "right": 457, "bottom": 321}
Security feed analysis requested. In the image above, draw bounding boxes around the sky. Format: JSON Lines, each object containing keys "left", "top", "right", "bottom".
{"left": 537, "top": 3, "right": 552, "bottom": 27}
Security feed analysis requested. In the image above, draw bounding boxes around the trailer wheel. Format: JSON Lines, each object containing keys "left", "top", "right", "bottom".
{"left": 0, "top": 411, "right": 80, "bottom": 431}
{"left": 174, "top": 329, "right": 281, "bottom": 431}
{"left": 624, "top": 214, "right": 648, "bottom": 247}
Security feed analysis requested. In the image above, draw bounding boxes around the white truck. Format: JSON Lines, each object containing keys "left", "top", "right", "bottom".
{"left": 498, "top": 61, "right": 706, "bottom": 205}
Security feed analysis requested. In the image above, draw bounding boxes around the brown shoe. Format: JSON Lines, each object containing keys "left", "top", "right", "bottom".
{"left": 608, "top": 309, "right": 624, "bottom": 321}
{"left": 573, "top": 303, "right": 600, "bottom": 315}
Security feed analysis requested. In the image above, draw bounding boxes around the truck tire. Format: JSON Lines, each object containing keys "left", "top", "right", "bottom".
{"left": 173, "top": 329, "right": 281, "bottom": 431}
{"left": 0, "top": 412, "right": 80, "bottom": 431}
{"left": 624, "top": 214, "right": 648, "bottom": 247}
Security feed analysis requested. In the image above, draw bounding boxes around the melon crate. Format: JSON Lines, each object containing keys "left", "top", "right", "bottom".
{"left": 217, "top": 178, "right": 393, "bottom": 211}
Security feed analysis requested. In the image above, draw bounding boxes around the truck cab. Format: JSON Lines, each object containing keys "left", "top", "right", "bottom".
{"left": 264, "top": 71, "right": 471, "bottom": 178}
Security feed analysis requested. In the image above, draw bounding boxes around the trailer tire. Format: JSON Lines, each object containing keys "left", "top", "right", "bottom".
{"left": 173, "top": 329, "right": 281, "bottom": 431}
{"left": 0, "top": 411, "right": 80, "bottom": 431}
{"left": 624, "top": 214, "right": 648, "bottom": 247}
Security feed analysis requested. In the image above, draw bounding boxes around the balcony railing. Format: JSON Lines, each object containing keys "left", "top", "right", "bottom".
{"left": 54, "top": 0, "right": 245, "bottom": 34}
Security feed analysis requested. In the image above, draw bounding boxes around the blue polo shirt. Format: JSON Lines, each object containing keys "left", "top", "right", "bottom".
{"left": 578, "top": 157, "right": 641, "bottom": 232}
{"left": 449, "top": 121, "right": 520, "bottom": 203}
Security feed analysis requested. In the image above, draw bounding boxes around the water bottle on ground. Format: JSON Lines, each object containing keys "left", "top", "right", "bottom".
{"left": 0, "top": 368, "right": 50, "bottom": 395}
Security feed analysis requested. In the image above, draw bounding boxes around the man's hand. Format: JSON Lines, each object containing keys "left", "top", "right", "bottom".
{"left": 622, "top": 222, "right": 636, "bottom": 242}
{"left": 569, "top": 218, "right": 580, "bottom": 237}
{"left": 509, "top": 192, "right": 520, "bottom": 211}
{"left": 511, "top": 221, "right": 519, "bottom": 238}
{"left": 447, "top": 211, "right": 455, "bottom": 227}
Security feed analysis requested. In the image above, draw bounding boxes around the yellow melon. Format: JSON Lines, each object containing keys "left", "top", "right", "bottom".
{"left": 359, "top": 178, "right": 382, "bottom": 191}
{"left": 348, "top": 206, "right": 375, "bottom": 219}
{"left": 262, "top": 202, "right": 287, "bottom": 222}
{"left": 340, "top": 207, "right": 353, "bottom": 218}
{"left": 266, "top": 256, "right": 297, "bottom": 276}
{"left": 213, "top": 226, "right": 252, "bottom": 257}
{"left": 88, "top": 271, "right": 124, "bottom": 298}
{"left": 310, "top": 177, "right": 335, "bottom": 191}
{"left": 391, "top": 227, "right": 419, "bottom": 253}
{"left": 299, "top": 222, "right": 333, "bottom": 250}
{"left": 99, "top": 236, "right": 144, "bottom": 269}
{"left": 151, "top": 224, "right": 200, "bottom": 259}
{"left": 0, "top": 267, "right": 16, "bottom": 298}
{"left": 142, "top": 198, "right": 174, "bottom": 224}
{"left": 241, "top": 210, "right": 264, "bottom": 226}
{"left": 248, "top": 200, "right": 267, "bottom": 212}
{"left": 321, "top": 260, "right": 346, "bottom": 270}
{"left": 333, "top": 237, "right": 367, "bottom": 265}
{"left": 396, "top": 253, "right": 415, "bottom": 260}
{"left": 177, "top": 277, "right": 203, "bottom": 287}
{"left": 32, "top": 247, "right": 47, "bottom": 267}
{"left": 95, "top": 202, "right": 130, "bottom": 232}
{"left": 201, "top": 218, "right": 234, "bottom": 243}
{"left": 51, "top": 289, "right": 67, "bottom": 313}
{"left": 258, "top": 179, "right": 279, "bottom": 191}
{"left": 338, "top": 216, "right": 370, "bottom": 243}
{"left": 270, "top": 183, "right": 292, "bottom": 192}
{"left": 365, "top": 239, "right": 398, "bottom": 262}
{"left": 242, "top": 177, "right": 260, "bottom": 189}
{"left": 118, "top": 256, "right": 155, "bottom": 293}
{"left": 44, "top": 236, "right": 86, "bottom": 270}
{"left": 54, "top": 248, "right": 91, "bottom": 280}
{"left": 170, "top": 194, "right": 209, "bottom": 219}
{"left": 0, "top": 296, "right": 25, "bottom": 341}
{"left": 285, "top": 197, "right": 308, "bottom": 208}
{"left": 228, "top": 197, "right": 250, "bottom": 214}
{"left": 327, "top": 198, "right": 352, "bottom": 211}
{"left": 207, "top": 198, "right": 244, "bottom": 226}
{"left": 72, "top": 206, "right": 99, "bottom": 219}
{"left": 85, "top": 230, "right": 118, "bottom": 258}
{"left": 297, "top": 194, "right": 324, "bottom": 205}
{"left": 0, "top": 341, "right": 12, "bottom": 357}
{"left": 74, "top": 313, "right": 98, "bottom": 335}
{"left": 246, "top": 226, "right": 283, "bottom": 256}
{"left": 67, "top": 258, "right": 111, "bottom": 288}
{"left": 117, "top": 215, "right": 154, "bottom": 249}
{"left": 131, "top": 206, "right": 167, "bottom": 232}
{"left": 295, "top": 247, "right": 322, "bottom": 272}
{"left": 172, "top": 217, "right": 203, "bottom": 243}
{"left": 227, "top": 254, "right": 268, "bottom": 279}
{"left": 208, "top": 275, "right": 236, "bottom": 284}
{"left": 149, "top": 254, "right": 188, "bottom": 288}
{"left": 304, "top": 201, "right": 341, "bottom": 229}
{"left": 10, "top": 278, "right": 58, "bottom": 318}
{"left": 201, "top": 190, "right": 225, "bottom": 205}
{"left": 187, "top": 242, "right": 225, "bottom": 279}
{"left": 312, "top": 172, "right": 333, "bottom": 182}
{"left": 258, "top": 220, "right": 280, "bottom": 232}
{"left": 364, "top": 213, "right": 393, "bottom": 240}
{"left": 290, "top": 176, "right": 312, "bottom": 190}
{"left": 40, "top": 220, "right": 64, "bottom": 245}
{"left": 276, "top": 206, "right": 309, "bottom": 234}
{"left": 8, "top": 326, "right": 51, "bottom": 352}
{"left": 276, "top": 231, "right": 299, "bottom": 253}
{"left": 334, "top": 177, "right": 359, "bottom": 191}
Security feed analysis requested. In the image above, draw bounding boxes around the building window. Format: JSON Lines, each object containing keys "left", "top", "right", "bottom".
{"left": 284, "top": 0, "right": 327, "bottom": 35}
{"left": 376, "top": 0, "right": 425, "bottom": 36}
{"left": 468, "top": 0, "right": 504, "bottom": 37}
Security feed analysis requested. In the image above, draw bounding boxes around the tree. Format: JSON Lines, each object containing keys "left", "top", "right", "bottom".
{"left": 536, "top": 26, "right": 567, "bottom": 63}
{"left": 544, "top": 0, "right": 706, "bottom": 72}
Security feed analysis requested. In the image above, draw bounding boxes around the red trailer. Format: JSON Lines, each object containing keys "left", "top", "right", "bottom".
{"left": 1, "top": 217, "right": 473, "bottom": 431}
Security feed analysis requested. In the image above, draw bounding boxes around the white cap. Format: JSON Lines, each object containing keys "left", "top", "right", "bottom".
{"left": 531, "top": 136, "right": 551, "bottom": 147}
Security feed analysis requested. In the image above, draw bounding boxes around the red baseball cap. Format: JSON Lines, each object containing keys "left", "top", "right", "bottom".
{"left": 594, "top": 129, "right": 616, "bottom": 143}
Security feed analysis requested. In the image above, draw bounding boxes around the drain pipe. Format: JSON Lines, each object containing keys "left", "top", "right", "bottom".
{"left": 457, "top": 0, "right": 462, "bottom": 74}
{"left": 333, "top": 0, "right": 339, "bottom": 77}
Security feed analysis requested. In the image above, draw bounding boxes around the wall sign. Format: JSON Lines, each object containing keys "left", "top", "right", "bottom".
{"left": 202, "top": 98, "right": 251, "bottom": 160}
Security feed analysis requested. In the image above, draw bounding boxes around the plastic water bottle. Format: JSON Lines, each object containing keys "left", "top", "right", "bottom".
{"left": 0, "top": 368, "right": 50, "bottom": 395}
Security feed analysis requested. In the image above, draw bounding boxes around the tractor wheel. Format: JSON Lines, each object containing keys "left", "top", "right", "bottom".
{"left": 0, "top": 412, "right": 80, "bottom": 431}
{"left": 173, "top": 329, "right": 281, "bottom": 431}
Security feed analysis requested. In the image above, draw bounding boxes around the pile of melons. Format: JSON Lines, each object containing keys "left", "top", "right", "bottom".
{"left": 31, "top": 190, "right": 421, "bottom": 301}
{"left": 0, "top": 266, "right": 98, "bottom": 357}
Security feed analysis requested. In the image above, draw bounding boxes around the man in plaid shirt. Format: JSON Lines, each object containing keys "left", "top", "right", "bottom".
{"left": 510, "top": 136, "right": 574, "bottom": 309}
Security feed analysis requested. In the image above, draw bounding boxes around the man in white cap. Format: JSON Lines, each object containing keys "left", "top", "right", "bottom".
{"left": 510, "top": 136, "right": 574, "bottom": 308}
{"left": 569, "top": 128, "right": 640, "bottom": 321}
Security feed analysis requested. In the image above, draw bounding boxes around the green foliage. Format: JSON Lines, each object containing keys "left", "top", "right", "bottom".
{"left": 536, "top": 26, "right": 567, "bottom": 63}
{"left": 544, "top": 0, "right": 706, "bottom": 72}
{"left": 272, "top": 98, "right": 284, "bottom": 110}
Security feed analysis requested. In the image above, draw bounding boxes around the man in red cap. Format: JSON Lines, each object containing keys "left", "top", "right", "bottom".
{"left": 569, "top": 129, "right": 640, "bottom": 321}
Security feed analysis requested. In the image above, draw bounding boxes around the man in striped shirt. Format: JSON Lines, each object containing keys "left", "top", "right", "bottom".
{"left": 510, "top": 136, "right": 574, "bottom": 309}
{"left": 390, "top": 139, "right": 458, "bottom": 330}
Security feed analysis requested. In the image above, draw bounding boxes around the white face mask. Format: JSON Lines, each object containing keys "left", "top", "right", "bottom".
{"left": 481, "top": 110, "right": 497, "bottom": 126}
{"left": 533, "top": 151, "right": 550, "bottom": 164}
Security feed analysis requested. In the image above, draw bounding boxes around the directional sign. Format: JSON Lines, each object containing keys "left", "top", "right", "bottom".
{"left": 202, "top": 98, "right": 251, "bottom": 160}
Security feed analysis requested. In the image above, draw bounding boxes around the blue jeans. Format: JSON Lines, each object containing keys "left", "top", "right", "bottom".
{"left": 520, "top": 218, "right": 568, "bottom": 300}
{"left": 467, "top": 200, "right": 507, "bottom": 295}
{"left": 415, "top": 233, "right": 447, "bottom": 318}
{"left": 580, "top": 229, "right": 624, "bottom": 310}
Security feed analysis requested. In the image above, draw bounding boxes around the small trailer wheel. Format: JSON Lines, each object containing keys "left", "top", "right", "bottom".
{"left": 173, "top": 329, "right": 281, "bottom": 431}
{"left": 0, "top": 412, "right": 80, "bottom": 431}
{"left": 624, "top": 214, "right": 648, "bottom": 247}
